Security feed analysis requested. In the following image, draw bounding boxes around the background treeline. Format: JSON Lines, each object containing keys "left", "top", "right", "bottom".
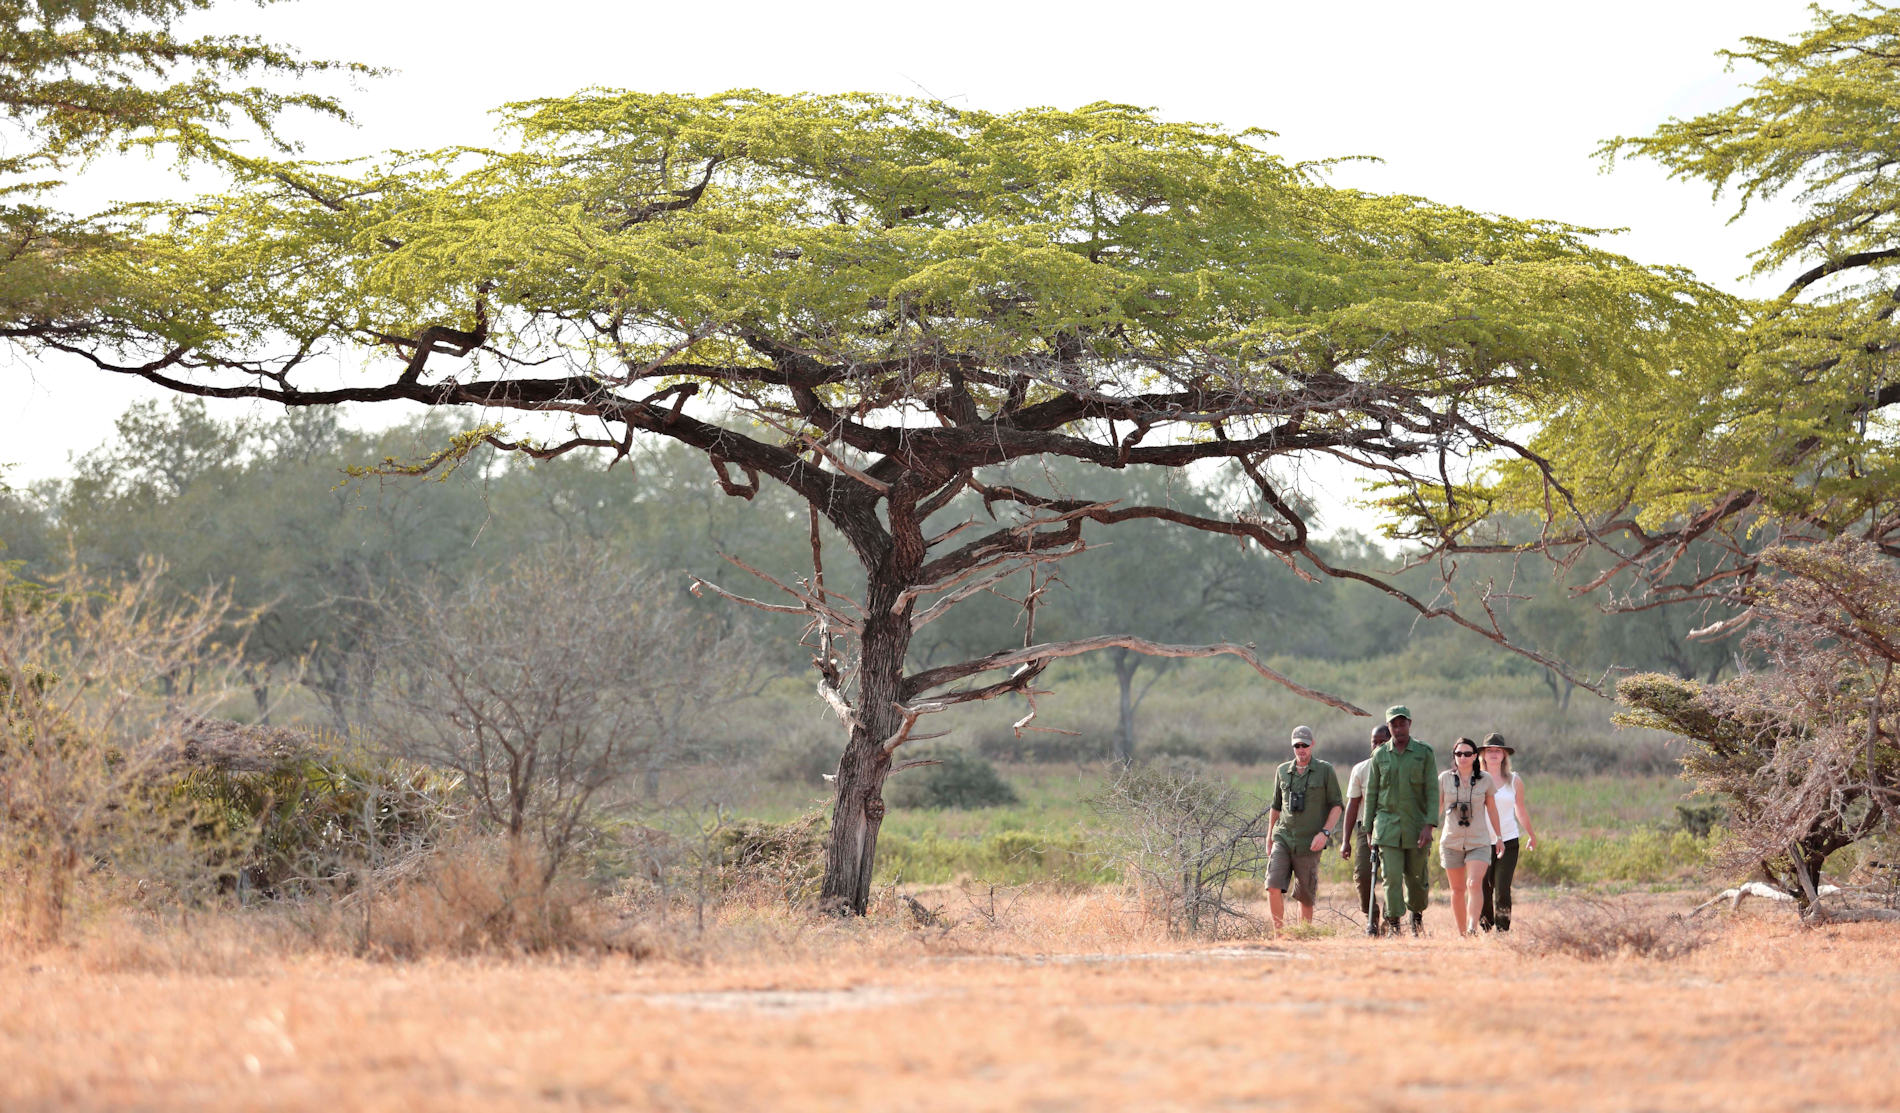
{"left": 1, "top": 399, "right": 1728, "bottom": 775}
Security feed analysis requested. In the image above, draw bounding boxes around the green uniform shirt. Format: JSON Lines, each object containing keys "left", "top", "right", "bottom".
{"left": 1362, "top": 738, "right": 1440, "bottom": 848}
{"left": 1269, "top": 758, "right": 1344, "bottom": 852}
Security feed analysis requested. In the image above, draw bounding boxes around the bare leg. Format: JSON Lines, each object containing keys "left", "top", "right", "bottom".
{"left": 1464, "top": 862, "right": 1490, "bottom": 932}
{"left": 1268, "top": 888, "right": 1286, "bottom": 930}
{"left": 1298, "top": 900, "right": 1315, "bottom": 924}
{"left": 1446, "top": 868, "right": 1469, "bottom": 934}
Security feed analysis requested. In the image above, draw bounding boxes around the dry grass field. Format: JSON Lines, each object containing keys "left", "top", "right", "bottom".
{"left": 2, "top": 888, "right": 1895, "bottom": 1113}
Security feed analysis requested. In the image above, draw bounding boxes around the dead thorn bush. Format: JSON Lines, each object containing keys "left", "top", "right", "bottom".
{"left": 1510, "top": 898, "right": 1716, "bottom": 961}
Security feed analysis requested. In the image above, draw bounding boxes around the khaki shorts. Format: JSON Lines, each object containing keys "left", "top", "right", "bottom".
{"left": 1440, "top": 842, "right": 1494, "bottom": 870}
{"left": 1267, "top": 842, "right": 1320, "bottom": 903}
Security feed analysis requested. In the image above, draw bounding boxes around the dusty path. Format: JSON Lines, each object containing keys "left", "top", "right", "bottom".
{"left": 2, "top": 905, "right": 1895, "bottom": 1112}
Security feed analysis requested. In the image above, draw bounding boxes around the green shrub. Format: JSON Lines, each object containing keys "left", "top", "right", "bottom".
{"left": 1672, "top": 800, "right": 1728, "bottom": 838}
{"left": 167, "top": 747, "right": 464, "bottom": 895}
{"left": 1515, "top": 829, "right": 1714, "bottom": 887}
{"left": 886, "top": 748, "right": 1019, "bottom": 810}
{"left": 874, "top": 829, "right": 1104, "bottom": 885}
{"left": 1517, "top": 838, "right": 1584, "bottom": 886}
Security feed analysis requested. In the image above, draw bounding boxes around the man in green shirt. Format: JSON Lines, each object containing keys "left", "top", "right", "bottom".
{"left": 1266, "top": 724, "right": 1344, "bottom": 930}
{"left": 1360, "top": 705, "right": 1438, "bottom": 937}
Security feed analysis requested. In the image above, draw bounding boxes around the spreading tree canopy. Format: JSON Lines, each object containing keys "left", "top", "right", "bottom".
{"left": 55, "top": 92, "right": 1730, "bottom": 911}
{"left": 1460, "top": 2, "right": 1900, "bottom": 622}
{"left": 1538, "top": 2, "right": 1900, "bottom": 899}
{"left": 0, "top": 0, "right": 363, "bottom": 350}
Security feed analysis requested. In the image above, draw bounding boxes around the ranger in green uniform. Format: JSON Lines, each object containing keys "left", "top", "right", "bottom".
{"left": 1266, "top": 724, "right": 1344, "bottom": 929}
{"left": 1360, "top": 705, "right": 1439, "bottom": 936}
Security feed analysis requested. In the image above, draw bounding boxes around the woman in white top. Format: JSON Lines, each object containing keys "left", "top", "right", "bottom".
{"left": 1437, "top": 738, "right": 1504, "bottom": 938}
{"left": 1479, "top": 733, "right": 1536, "bottom": 932}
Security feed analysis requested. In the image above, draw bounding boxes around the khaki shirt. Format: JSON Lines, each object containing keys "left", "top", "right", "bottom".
{"left": 1437, "top": 769, "right": 1499, "bottom": 851}
{"left": 1269, "top": 758, "right": 1344, "bottom": 852}
{"left": 1362, "top": 739, "right": 1439, "bottom": 848}
{"left": 1346, "top": 757, "right": 1373, "bottom": 831}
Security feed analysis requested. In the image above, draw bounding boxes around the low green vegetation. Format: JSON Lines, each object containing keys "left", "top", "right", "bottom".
{"left": 670, "top": 747, "right": 1721, "bottom": 889}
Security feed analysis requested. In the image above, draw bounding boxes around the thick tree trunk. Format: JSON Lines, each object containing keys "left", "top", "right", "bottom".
{"left": 1114, "top": 649, "right": 1140, "bottom": 764}
{"left": 819, "top": 574, "right": 909, "bottom": 915}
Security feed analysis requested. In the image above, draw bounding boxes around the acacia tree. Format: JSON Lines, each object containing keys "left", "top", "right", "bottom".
{"left": 1618, "top": 540, "right": 1897, "bottom": 912}
{"left": 1453, "top": 3, "right": 1900, "bottom": 614}
{"left": 52, "top": 94, "right": 1726, "bottom": 912}
{"left": 1417, "top": 5, "right": 1900, "bottom": 896}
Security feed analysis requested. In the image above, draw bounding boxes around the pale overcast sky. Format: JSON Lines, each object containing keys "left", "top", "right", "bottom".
{"left": 1, "top": 0, "right": 1820, "bottom": 498}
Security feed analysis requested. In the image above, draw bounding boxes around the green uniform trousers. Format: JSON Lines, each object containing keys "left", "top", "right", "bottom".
{"left": 1377, "top": 844, "right": 1432, "bottom": 915}
{"left": 1353, "top": 833, "right": 1375, "bottom": 916}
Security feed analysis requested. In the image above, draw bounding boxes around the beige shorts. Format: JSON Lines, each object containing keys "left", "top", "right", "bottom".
{"left": 1440, "top": 842, "right": 1494, "bottom": 870}
{"left": 1267, "top": 842, "right": 1320, "bottom": 903}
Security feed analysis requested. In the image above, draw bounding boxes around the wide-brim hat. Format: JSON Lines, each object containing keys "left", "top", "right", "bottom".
{"left": 1480, "top": 732, "right": 1514, "bottom": 754}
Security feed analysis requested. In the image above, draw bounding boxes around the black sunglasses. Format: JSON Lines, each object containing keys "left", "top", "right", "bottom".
{"left": 1454, "top": 749, "right": 1476, "bottom": 757}
{"left": 1292, "top": 742, "right": 1312, "bottom": 749}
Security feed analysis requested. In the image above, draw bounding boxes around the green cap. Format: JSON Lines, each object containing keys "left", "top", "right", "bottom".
{"left": 1384, "top": 705, "right": 1411, "bottom": 722}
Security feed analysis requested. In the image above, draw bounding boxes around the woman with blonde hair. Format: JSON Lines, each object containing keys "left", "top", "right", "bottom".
{"left": 1437, "top": 737, "right": 1503, "bottom": 937}
{"left": 1479, "top": 733, "right": 1536, "bottom": 932}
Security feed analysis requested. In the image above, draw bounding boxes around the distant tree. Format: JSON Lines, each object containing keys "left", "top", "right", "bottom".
{"left": 54, "top": 94, "right": 1727, "bottom": 912}
{"left": 0, "top": 477, "right": 54, "bottom": 573}
{"left": 58, "top": 401, "right": 498, "bottom": 724}
{"left": 1029, "top": 463, "right": 1322, "bottom": 761}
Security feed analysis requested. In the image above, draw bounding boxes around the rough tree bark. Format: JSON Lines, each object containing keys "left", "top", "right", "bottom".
{"left": 819, "top": 531, "right": 922, "bottom": 911}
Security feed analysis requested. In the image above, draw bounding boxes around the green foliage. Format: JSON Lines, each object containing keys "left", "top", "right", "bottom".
{"left": 55, "top": 401, "right": 506, "bottom": 725}
{"left": 1483, "top": 4, "right": 1900, "bottom": 554}
{"left": 1517, "top": 830, "right": 1715, "bottom": 887}
{"left": 875, "top": 828, "right": 1102, "bottom": 886}
{"left": 884, "top": 748, "right": 1020, "bottom": 811}
{"left": 0, "top": 1, "right": 368, "bottom": 350}
{"left": 164, "top": 747, "right": 464, "bottom": 895}
{"left": 108, "top": 91, "right": 1726, "bottom": 457}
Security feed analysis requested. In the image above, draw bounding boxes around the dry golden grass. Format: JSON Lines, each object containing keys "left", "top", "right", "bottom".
{"left": 2, "top": 888, "right": 1895, "bottom": 1112}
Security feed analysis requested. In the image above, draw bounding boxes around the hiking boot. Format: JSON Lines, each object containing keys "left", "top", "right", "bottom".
{"left": 1383, "top": 917, "right": 1403, "bottom": 937}
{"left": 1410, "top": 912, "right": 1424, "bottom": 937}
{"left": 1496, "top": 912, "right": 1512, "bottom": 933}
{"left": 1365, "top": 916, "right": 1382, "bottom": 937}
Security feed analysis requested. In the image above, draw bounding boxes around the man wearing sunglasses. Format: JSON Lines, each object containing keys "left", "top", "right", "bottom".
{"left": 1265, "top": 725, "right": 1344, "bottom": 930}
{"left": 1361, "top": 705, "right": 1439, "bottom": 937}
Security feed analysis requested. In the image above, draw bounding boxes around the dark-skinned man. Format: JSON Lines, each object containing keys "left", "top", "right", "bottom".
{"left": 1266, "top": 725, "right": 1344, "bottom": 930}
{"left": 1360, "top": 705, "right": 1438, "bottom": 937}
{"left": 1339, "top": 721, "right": 1392, "bottom": 934}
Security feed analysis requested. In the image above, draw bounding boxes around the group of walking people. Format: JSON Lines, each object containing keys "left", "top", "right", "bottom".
{"left": 1264, "top": 705, "right": 1537, "bottom": 937}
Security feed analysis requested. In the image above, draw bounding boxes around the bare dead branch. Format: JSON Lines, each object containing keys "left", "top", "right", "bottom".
{"left": 902, "top": 635, "right": 1368, "bottom": 715}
